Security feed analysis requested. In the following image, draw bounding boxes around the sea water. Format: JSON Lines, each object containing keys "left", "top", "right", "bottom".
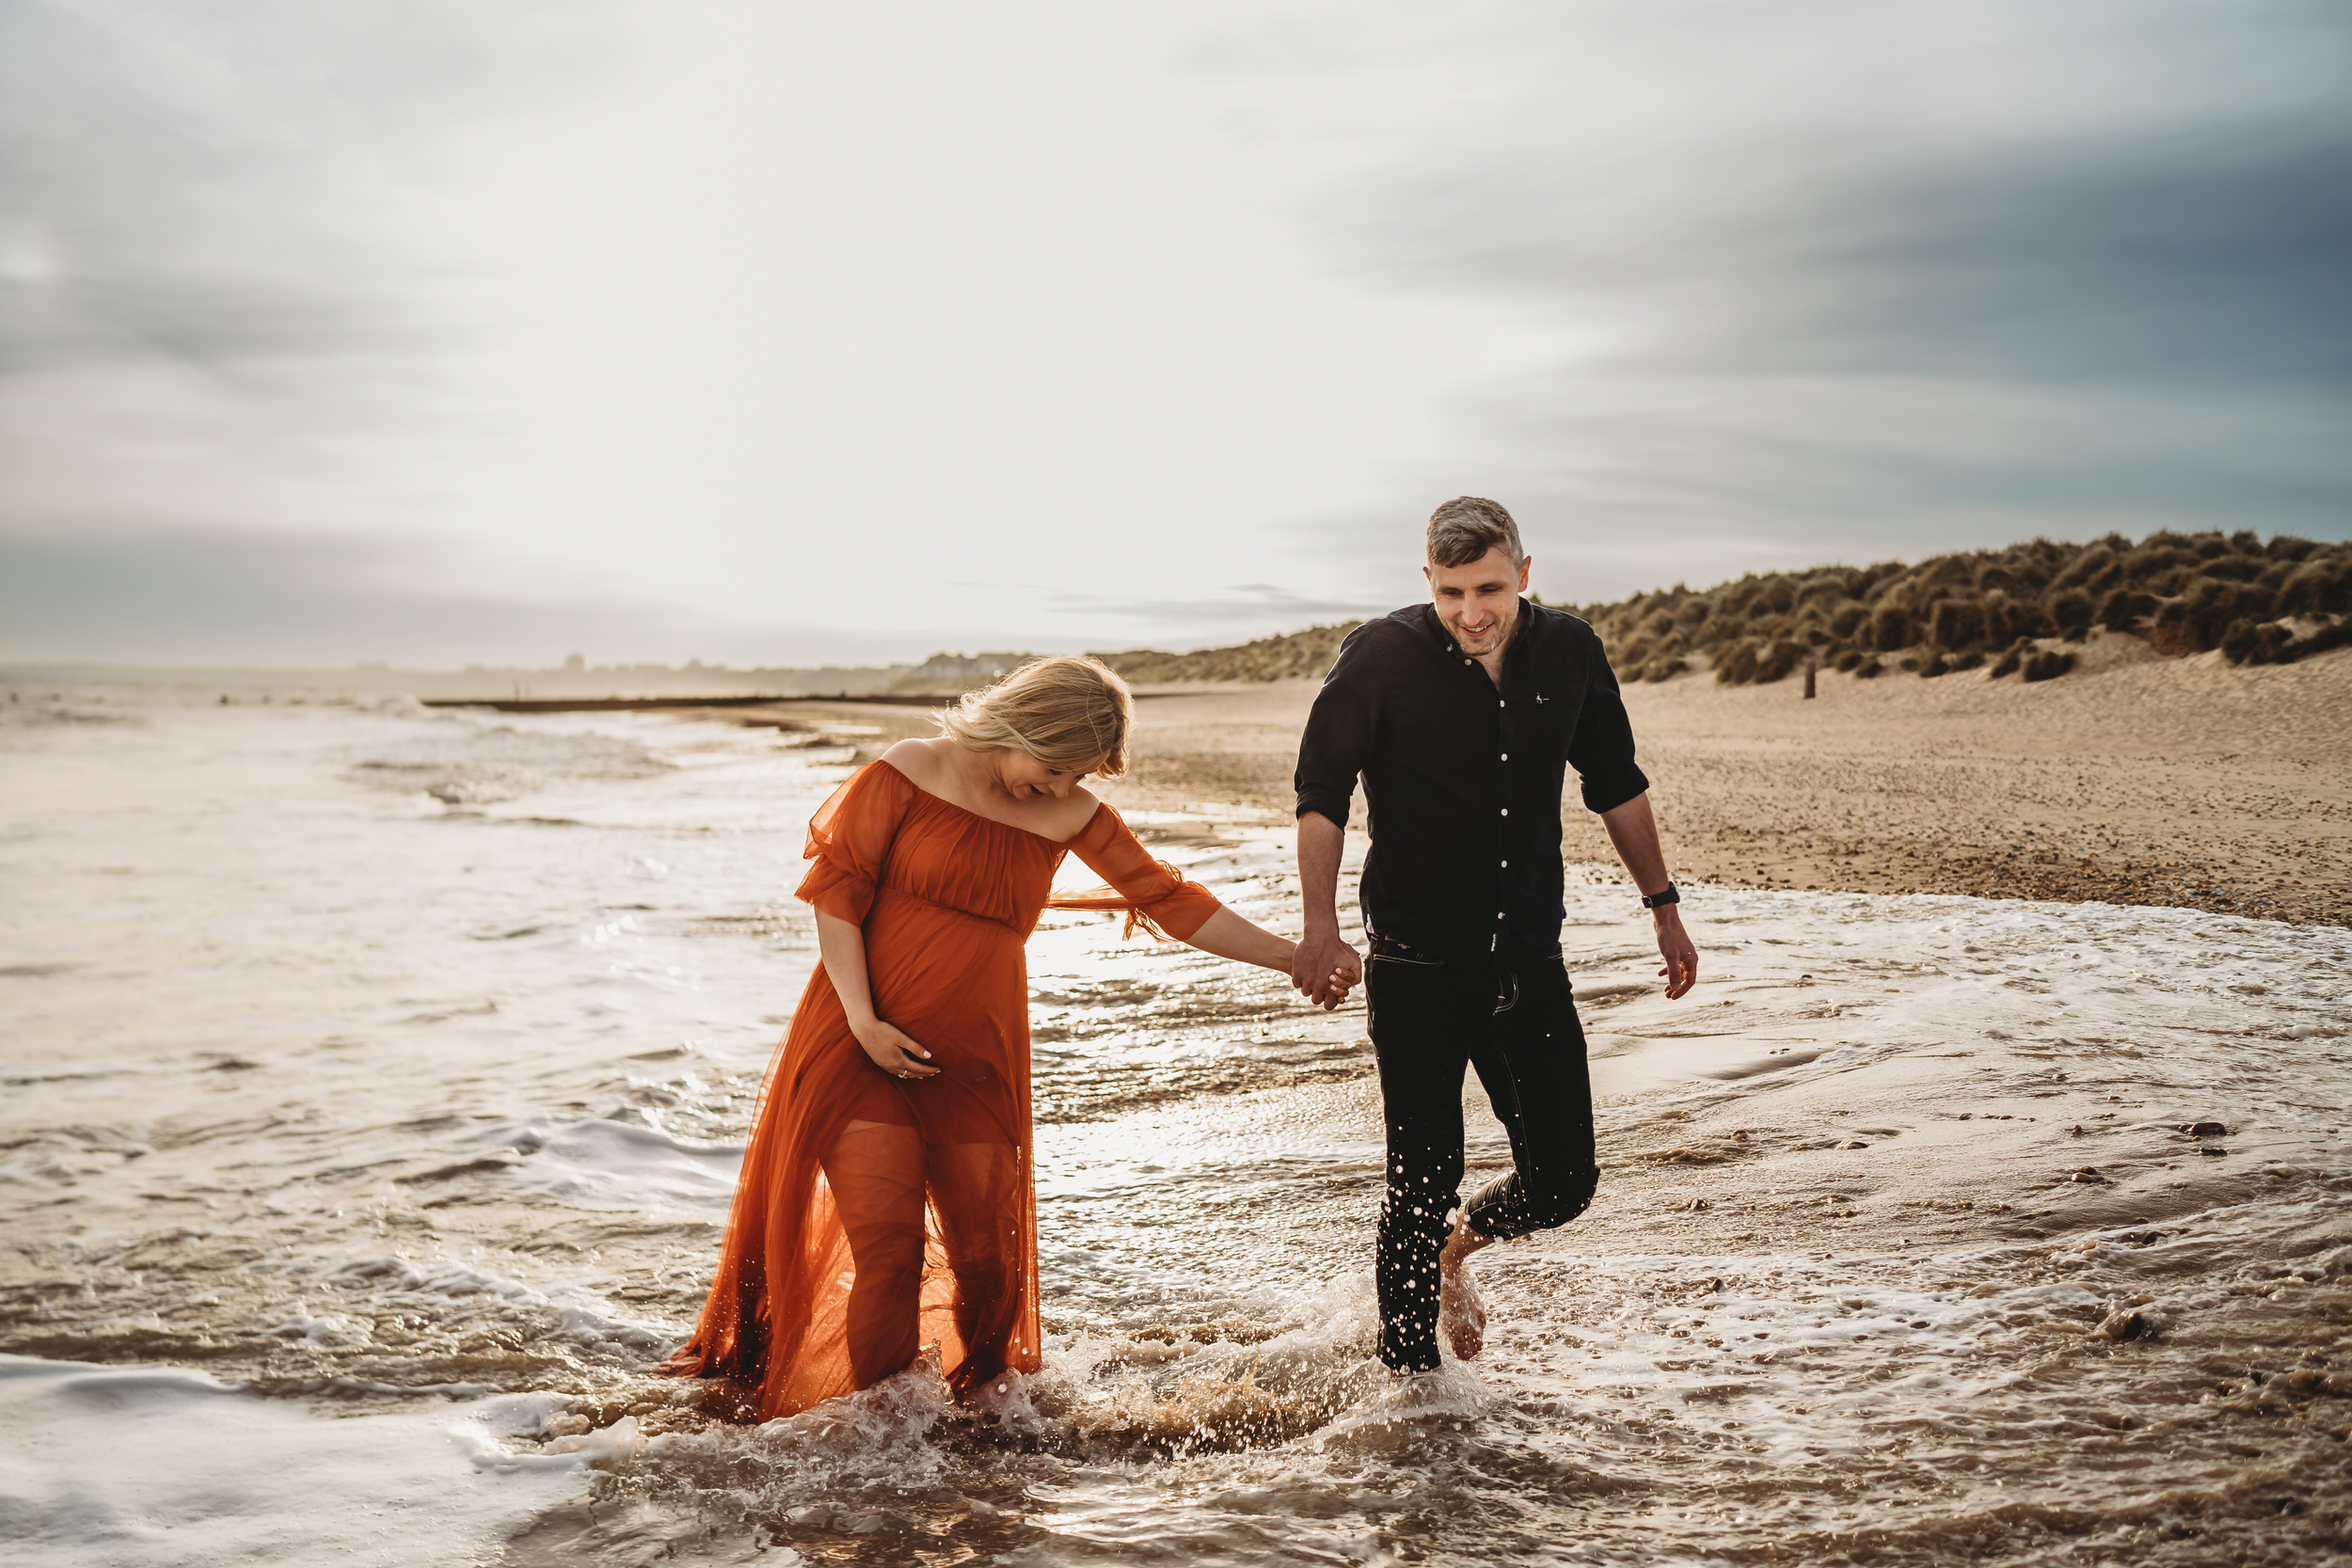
{"left": 2, "top": 682, "right": 2346, "bottom": 1566}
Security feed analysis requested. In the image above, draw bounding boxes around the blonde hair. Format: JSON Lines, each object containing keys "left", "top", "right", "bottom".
{"left": 934, "top": 654, "right": 1132, "bottom": 778}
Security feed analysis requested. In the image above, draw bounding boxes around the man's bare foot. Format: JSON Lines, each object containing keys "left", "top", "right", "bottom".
{"left": 1438, "top": 1220, "right": 1490, "bottom": 1360}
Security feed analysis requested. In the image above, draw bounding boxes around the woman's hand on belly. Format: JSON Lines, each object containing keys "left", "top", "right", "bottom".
{"left": 851, "top": 1019, "right": 942, "bottom": 1080}
{"left": 818, "top": 908, "right": 942, "bottom": 1081}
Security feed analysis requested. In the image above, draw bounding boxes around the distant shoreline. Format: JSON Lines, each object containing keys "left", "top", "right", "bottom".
{"left": 10, "top": 646, "right": 2344, "bottom": 929}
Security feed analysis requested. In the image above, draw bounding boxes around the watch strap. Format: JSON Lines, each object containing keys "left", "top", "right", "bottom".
{"left": 1640, "top": 883, "right": 1680, "bottom": 910}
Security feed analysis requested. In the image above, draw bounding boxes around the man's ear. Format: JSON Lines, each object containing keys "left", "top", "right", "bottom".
{"left": 1518, "top": 556, "right": 1533, "bottom": 592}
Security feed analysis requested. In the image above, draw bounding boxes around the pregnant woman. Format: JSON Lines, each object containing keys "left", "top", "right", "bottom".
{"left": 660, "top": 656, "right": 1347, "bottom": 1419}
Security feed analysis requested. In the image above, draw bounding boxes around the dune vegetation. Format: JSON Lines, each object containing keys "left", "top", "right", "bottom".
{"left": 1094, "top": 531, "right": 2352, "bottom": 687}
{"left": 1092, "top": 623, "right": 1362, "bottom": 686}
{"left": 1569, "top": 530, "right": 2352, "bottom": 687}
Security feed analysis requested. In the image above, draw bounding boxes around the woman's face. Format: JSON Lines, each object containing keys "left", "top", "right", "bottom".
{"left": 991, "top": 748, "right": 1109, "bottom": 801}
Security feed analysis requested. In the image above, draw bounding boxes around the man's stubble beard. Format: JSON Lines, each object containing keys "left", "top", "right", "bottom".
{"left": 1445, "top": 601, "right": 1520, "bottom": 658}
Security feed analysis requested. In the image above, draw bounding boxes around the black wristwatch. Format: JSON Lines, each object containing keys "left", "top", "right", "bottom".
{"left": 1640, "top": 883, "right": 1680, "bottom": 911}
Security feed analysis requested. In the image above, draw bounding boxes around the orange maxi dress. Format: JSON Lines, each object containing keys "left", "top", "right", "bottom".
{"left": 660, "top": 758, "right": 1221, "bottom": 1420}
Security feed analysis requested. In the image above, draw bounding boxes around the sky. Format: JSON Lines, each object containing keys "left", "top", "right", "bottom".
{"left": 2, "top": 0, "right": 2346, "bottom": 668}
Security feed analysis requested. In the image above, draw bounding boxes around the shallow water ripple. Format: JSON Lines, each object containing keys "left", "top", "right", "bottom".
{"left": 3, "top": 689, "right": 2347, "bottom": 1566}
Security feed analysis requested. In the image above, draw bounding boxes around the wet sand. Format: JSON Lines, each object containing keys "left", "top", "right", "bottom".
{"left": 1059, "top": 638, "right": 2352, "bottom": 929}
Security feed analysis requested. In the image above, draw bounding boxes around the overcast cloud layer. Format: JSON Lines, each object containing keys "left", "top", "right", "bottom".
{"left": 3, "top": 0, "right": 2345, "bottom": 666}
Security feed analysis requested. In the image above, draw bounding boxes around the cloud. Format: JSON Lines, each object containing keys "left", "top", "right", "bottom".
{"left": 1048, "top": 581, "right": 1395, "bottom": 640}
{"left": 0, "top": 0, "right": 623, "bottom": 378}
{"left": 1353, "top": 119, "right": 2352, "bottom": 386}
{"left": 4, "top": 0, "right": 2346, "bottom": 663}
{"left": 0, "top": 523, "right": 917, "bottom": 668}
{"left": 1205, "top": 0, "right": 2352, "bottom": 589}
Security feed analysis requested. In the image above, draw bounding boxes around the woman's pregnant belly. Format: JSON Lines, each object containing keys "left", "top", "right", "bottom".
{"left": 861, "top": 889, "right": 1029, "bottom": 1081}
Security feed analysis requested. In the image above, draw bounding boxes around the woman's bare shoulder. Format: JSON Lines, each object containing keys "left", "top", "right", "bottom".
{"left": 1051, "top": 783, "right": 1111, "bottom": 840}
{"left": 878, "top": 736, "right": 948, "bottom": 785}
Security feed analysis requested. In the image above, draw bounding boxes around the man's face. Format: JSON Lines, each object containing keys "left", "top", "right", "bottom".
{"left": 1424, "top": 546, "right": 1531, "bottom": 657}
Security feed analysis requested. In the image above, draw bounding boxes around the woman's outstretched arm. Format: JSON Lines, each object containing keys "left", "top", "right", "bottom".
{"left": 816, "top": 910, "right": 941, "bottom": 1078}
{"left": 1184, "top": 906, "right": 1324, "bottom": 981}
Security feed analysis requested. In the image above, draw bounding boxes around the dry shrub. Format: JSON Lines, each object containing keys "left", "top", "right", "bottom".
{"left": 2097, "top": 588, "right": 2158, "bottom": 632}
{"left": 2226, "top": 615, "right": 2351, "bottom": 666}
{"left": 2023, "top": 649, "right": 2075, "bottom": 682}
{"left": 2154, "top": 578, "right": 2273, "bottom": 654}
{"left": 1927, "top": 598, "right": 1986, "bottom": 648}
{"left": 1754, "top": 641, "right": 1806, "bottom": 683}
{"left": 2048, "top": 588, "right": 2096, "bottom": 640}
{"left": 2222, "top": 619, "right": 2293, "bottom": 665}
{"left": 2280, "top": 562, "right": 2350, "bottom": 617}
{"left": 1714, "top": 642, "right": 1759, "bottom": 685}
{"left": 2049, "top": 545, "right": 2116, "bottom": 594}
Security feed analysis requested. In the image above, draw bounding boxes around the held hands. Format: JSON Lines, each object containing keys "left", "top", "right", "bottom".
{"left": 1291, "top": 929, "right": 1363, "bottom": 1011}
{"left": 1654, "top": 906, "right": 1699, "bottom": 1000}
{"left": 851, "top": 1017, "right": 941, "bottom": 1079}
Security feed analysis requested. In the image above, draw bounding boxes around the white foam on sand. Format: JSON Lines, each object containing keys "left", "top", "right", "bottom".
{"left": 0, "top": 1355, "right": 588, "bottom": 1567}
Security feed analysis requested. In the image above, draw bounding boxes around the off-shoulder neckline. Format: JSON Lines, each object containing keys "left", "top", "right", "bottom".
{"left": 873, "top": 757, "right": 1107, "bottom": 847}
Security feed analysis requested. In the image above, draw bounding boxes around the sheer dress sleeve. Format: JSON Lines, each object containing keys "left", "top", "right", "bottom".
{"left": 1047, "top": 803, "right": 1222, "bottom": 942}
{"left": 794, "top": 762, "right": 916, "bottom": 926}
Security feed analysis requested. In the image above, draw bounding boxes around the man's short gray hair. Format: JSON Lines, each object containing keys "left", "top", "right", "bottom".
{"left": 1425, "top": 496, "right": 1525, "bottom": 568}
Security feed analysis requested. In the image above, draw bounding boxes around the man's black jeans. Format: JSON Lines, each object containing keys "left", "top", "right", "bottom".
{"left": 1366, "top": 942, "right": 1598, "bottom": 1372}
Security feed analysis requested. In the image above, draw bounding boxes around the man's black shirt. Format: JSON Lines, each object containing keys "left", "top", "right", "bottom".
{"left": 1294, "top": 600, "right": 1648, "bottom": 968}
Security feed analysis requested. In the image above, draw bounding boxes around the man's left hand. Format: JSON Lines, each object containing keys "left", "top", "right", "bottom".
{"left": 1653, "top": 907, "right": 1698, "bottom": 999}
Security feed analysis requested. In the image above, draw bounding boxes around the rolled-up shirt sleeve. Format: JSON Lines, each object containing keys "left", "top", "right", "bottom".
{"left": 1567, "top": 642, "right": 1650, "bottom": 815}
{"left": 1294, "top": 626, "right": 1380, "bottom": 830}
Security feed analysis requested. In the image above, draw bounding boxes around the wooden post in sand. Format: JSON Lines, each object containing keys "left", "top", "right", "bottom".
{"left": 1804, "top": 657, "right": 1818, "bottom": 699}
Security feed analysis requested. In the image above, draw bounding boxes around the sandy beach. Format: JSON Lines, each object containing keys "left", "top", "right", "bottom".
{"left": 1044, "top": 637, "right": 2350, "bottom": 929}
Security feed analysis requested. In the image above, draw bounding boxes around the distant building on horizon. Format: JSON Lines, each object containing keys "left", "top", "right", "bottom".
{"left": 913, "top": 651, "right": 1032, "bottom": 681}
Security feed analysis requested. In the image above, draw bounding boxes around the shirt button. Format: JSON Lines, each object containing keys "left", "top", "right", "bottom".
{"left": 1496, "top": 911, "right": 1505, "bottom": 920}
{"left": 1500, "top": 807, "right": 1509, "bottom": 816}
{"left": 1501, "top": 752, "right": 1508, "bottom": 761}
{"left": 1501, "top": 859, "right": 1509, "bottom": 867}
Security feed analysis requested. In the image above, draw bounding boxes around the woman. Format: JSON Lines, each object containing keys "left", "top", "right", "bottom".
{"left": 660, "top": 656, "right": 1341, "bottom": 1419}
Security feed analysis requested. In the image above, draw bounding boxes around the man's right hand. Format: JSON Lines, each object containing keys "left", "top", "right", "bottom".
{"left": 1293, "top": 928, "right": 1362, "bottom": 1010}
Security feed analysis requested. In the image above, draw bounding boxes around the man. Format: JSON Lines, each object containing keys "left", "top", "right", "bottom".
{"left": 1291, "top": 496, "right": 1699, "bottom": 1375}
